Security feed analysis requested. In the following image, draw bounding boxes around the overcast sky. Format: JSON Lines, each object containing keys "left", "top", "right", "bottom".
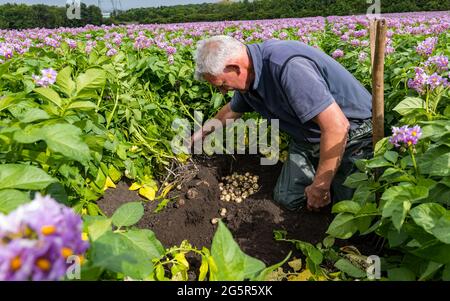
{"left": 0, "top": 0, "right": 222, "bottom": 10}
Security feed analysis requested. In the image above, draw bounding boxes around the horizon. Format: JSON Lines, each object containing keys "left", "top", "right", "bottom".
{"left": 0, "top": 0, "right": 224, "bottom": 11}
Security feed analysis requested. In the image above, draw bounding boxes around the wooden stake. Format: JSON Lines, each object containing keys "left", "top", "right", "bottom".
{"left": 369, "top": 19, "right": 377, "bottom": 68}
{"left": 371, "top": 19, "right": 387, "bottom": 149}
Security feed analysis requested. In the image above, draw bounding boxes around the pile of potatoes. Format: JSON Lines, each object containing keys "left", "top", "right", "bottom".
{"left": 219, "top": 172, "right": 260, "bottom": 203}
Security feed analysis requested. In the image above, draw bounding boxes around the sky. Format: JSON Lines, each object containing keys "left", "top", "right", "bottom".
{"left": 0, "top": 0, "right": 222, "bottom": 10}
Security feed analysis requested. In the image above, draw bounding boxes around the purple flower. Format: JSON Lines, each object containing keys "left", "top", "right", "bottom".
{"left": 0, "top": 194, "right": 89, "bottom": 281}
{"left": 165, "top": 46, "right": 177, "bottom": 55}
{"left": 408, "top": 67, "right": 429, "bottom": 94}
{"left": 385, "top": 46, "right": 395, "bottom": 55}
{"left": 426, "top": 73, "right": 445, "bottom": 90}
{"left": 0, "top": 43, "right": 14, "bottom": 60}
{"left": 350, "top": 39, "right": 360, "bottom": 47}
{"left": 106, "top": 48, "right": 117, "bottom": 56}
{"left": 332, "top": 49, "right": 344, "bottom": 59}
{"left": 415, "top": 37, "right": 438, "bottom": 57}
{"left": 389, "top": 125, "right": 422, "bottom": 148}
{"left": 65, "top": 39, "right": 77, "bottom": 49}
{"left": 358, "top": 52, "right": 368, "bottom": 62}
{"left": 32, "top": 68, "right": 57, "bottom": 88}
{"left": 278, "top": 32, "right": 288, "bottom": 39}
{"left": 425, "top": 55, "right": 449, "bottom": 71}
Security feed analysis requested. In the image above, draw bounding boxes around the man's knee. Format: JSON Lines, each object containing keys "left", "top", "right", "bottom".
{"left": 273, "top": 187, "right": 306, "bottom": 211}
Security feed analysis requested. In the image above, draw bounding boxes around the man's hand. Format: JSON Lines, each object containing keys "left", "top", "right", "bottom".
{"left": 305, "top": 184, "right": 331, "bottom": 211}
{"left": 306, "top": 101, "right": 349, "bottom": 212}
{"left": 189, "top": 103, "right": 243, "bottom": 153}
{"left": 189, "top": 129, "right": 205, "bottom": 152}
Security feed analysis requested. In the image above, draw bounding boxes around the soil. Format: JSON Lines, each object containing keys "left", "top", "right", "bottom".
{"left": 98, "top": 154, "right": 378, "bottom": 269}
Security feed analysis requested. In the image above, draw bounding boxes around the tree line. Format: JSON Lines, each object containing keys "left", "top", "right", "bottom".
{"left": 0, "top": 3, "right": 104, "bottom": 29}
{"left": 0, "top": 0, "right": 448, "bottom": 30}
{"left": 115, "top": 0, "right": 449, "bottom": 24}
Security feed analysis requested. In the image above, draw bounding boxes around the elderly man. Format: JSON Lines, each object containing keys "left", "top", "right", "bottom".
{"left": 191, "top": 35, "right": 373, "bottom": 212}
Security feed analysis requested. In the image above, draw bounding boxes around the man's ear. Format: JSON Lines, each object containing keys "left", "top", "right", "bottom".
{"left": 224, "top": 64, "right": 241, "bottom": 75}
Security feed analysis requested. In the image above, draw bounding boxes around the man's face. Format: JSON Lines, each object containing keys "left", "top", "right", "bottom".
{"left": 203, "top": 65, "right": 252, "bottom": 94}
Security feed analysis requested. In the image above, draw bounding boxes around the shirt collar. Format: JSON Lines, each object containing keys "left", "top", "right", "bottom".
{"left": 246, "top": 43, "right": 262, "bottom": 91}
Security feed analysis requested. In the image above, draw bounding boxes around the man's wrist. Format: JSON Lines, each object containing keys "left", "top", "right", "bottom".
{"left": 311, "top": 179, "right": 331, "bottom": 190}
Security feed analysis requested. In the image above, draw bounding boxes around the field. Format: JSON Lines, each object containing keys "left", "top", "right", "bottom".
{"left": 0, "top": 11, "right": 449, "bottom": 281}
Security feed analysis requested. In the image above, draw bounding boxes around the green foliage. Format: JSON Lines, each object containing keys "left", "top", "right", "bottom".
{"left": 82, "top": 204, "right": 165, "bottom": 280}
{"left": 83, "top": 207, "right": 282, "bottom": 281}
{"left": 274, "top": 230, "right": 372, "bottom": 280}
{"left": 111, "top": 202, "right": 144, "bottom": 228}
{"left": 209, "top": 220, "right": 266, "bottom": 280}
{"left": 149, "top": 220, "right": 280, "bottom": 281}
{"left": 326, "top": 86, "right": 450, "bottom": 280}
{"left": 0, "top": 3, "right": 103, "bottom": 29}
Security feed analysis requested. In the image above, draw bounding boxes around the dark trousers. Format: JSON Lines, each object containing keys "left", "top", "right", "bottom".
{"left": 273, "top": 119, "right": 373, "bottom": 211}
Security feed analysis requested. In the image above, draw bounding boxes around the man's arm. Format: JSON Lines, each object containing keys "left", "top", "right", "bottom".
{"left": 305, "top": 101, "right": 350, "bottom": 211}
{"left": 190, "top": 102, "right": 243, "bottom": 145}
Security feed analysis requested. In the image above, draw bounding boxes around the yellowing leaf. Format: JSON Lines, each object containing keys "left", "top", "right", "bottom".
{"left": 198, "top": 257, "right": 209, "bottom": 281}
{"left": 288, "top": 269, "right": 314, "bottom": 281}
{"left": 139, "top": 186, "right": 156, "bottom": 201}
{"left": 265, "top": 267, "right": 287, "bottom": 281}
{"left": 288, "top": 258, "right": 302, "bottom": 272}
{"left": 288, "top": 268, "right": 326, "bottom": 281}
{"left": 129, "top": 182, "right": 141, "bottom": 191}
{"left": 161, "top": 183, "right": 174, "bottom": 198}
{"left": 174, "top": 253, "right": 189, "bottom": 269}
{"left": 103, "top": 176, "right": 116, "bottom": 191}
{"left": 177, "top": 153, "right": 189, "bottom": 163}
{"left": 207, "top": 256, "right": 218, "bottom": 280}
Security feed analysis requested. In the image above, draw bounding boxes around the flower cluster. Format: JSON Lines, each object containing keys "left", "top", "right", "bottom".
{"left": 358, "top": 52, "right": 368, "bottom": 62}
{"left": 32, "top": 68, "right": 58, "bottom": 88}
{"left": 105, "top": 42, "right": 118, "bottom": 56}
{"left": 389, "top": 125, "right": 422, "bottom": 148}
{"left": 425, "top": 55, "right": 449, "bottom": 71}
{"left": 0, "top": 43, "right": 14, "bottom": 61}
{"left": 407, "top": 67, "right": 449, "bottom": 94}
{"left": 332, "top": 49, "right": 344, "bottom": 59}
{"left": 0, "top": 194, "right": 89, "bottom": 281}
{"left": 84, "top": 40, "right": 97, "bottom": 54}
{"left": 415, "top": 37, "right": 438, "bottom": 57}
{"left": 65, "top": 39, "right": 77, "bottom": 49}
{"left": 165, "top": 46, "right": 177, "bottom": 55}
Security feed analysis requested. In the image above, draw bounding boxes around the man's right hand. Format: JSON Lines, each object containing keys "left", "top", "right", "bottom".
{"left": 189, "top": 102, "right": 243, "bottom": 152}
{"left": 189, "top": 129, "right": 205, "bottom": 153}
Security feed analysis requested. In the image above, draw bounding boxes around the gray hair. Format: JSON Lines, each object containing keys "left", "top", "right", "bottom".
{"left": 194, "top": 35, "right": 245, "bottom": 80}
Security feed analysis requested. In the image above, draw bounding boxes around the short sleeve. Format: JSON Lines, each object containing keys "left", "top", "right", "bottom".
{"left": 230, "top": 92, "right": 254, "bottom": 113}
{"left": 280, "top": 57, "right": 334, "bottom": 123}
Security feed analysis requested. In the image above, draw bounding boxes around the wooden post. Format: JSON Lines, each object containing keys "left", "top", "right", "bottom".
{"left": 371, "top": 19, "right": 387, "bottom": 149}
{"left": 369, "top": 19, "right": 377, "bottom": 68}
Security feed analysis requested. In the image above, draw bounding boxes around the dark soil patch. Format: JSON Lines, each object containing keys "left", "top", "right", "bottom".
{"left": 98, "top": 155, "right": 378, "bottom": 268}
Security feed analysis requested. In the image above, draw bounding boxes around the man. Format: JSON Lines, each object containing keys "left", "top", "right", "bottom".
{"left": 191, "top": 35, "right": 373, "bottom": 212}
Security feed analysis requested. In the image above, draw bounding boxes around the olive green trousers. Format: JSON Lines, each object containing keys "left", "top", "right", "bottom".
{"left": 273, "top": 119, "right": 373, "bottom": 211}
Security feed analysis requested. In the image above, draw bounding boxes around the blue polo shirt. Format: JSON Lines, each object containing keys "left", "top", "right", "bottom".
{"left": 230, "top": 40, "right": 372, "bottom": 144}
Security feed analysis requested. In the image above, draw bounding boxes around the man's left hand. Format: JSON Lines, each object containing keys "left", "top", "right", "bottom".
{"left": 305, "top": 184, "right": 331, "bottom": 212}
